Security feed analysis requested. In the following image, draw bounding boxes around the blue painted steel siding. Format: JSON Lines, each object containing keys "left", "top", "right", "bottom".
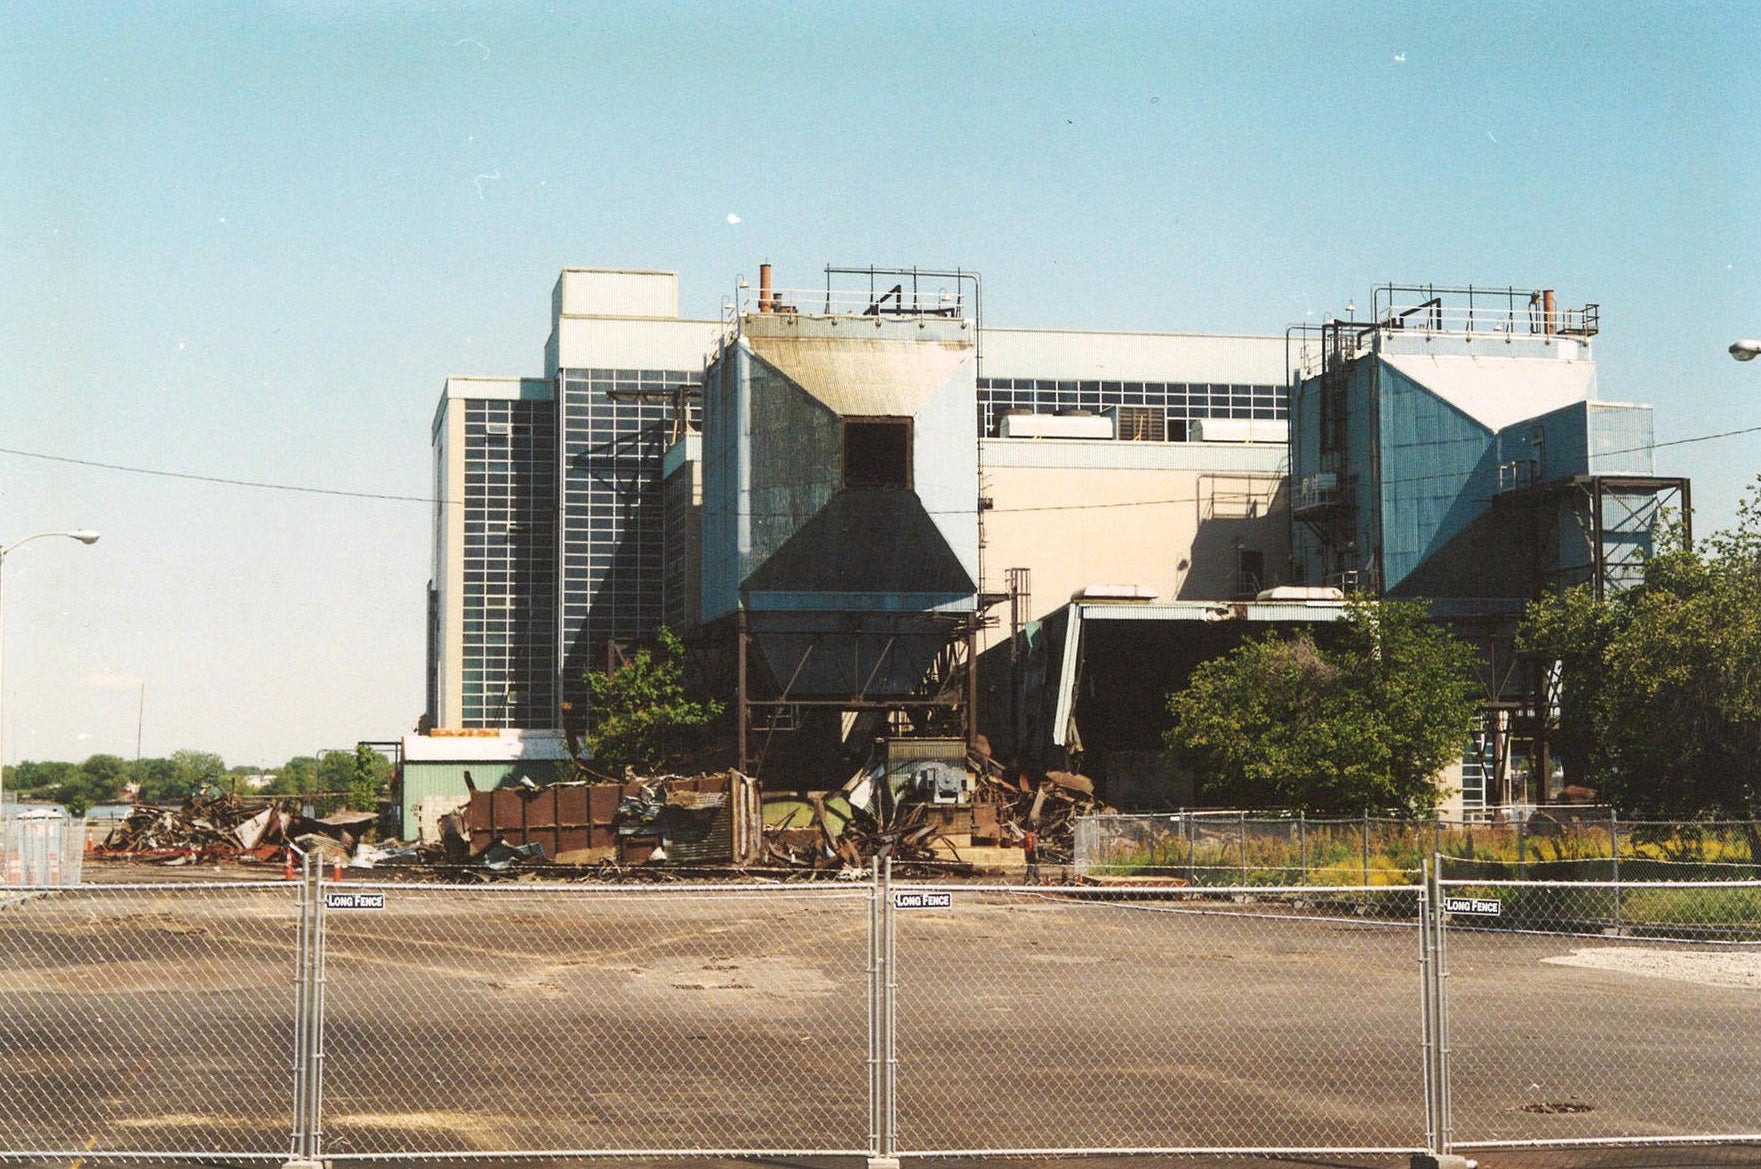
{"left": 1348, "top": 361, "right": 1381, "bottom": 582}
{"left": 702, "top": 328, "right": 978, "bottom": 618}
{"left": 746, "top": 357, "right": 842, "bottom": 576}
{"left": 1498, "top": 401, "right": 1589, "bottom": 481}
{"left": 1288, "top": 372, "right": 1325, "bottom": 581}
{"left": 700, "top": 344, "right": 744, "bottom": 621}
{"left": 1376, "top": 360, "right": 1498, "bottom": 594}
{"left": 1495, "top": 401, "right": 1654, "bottom": 483}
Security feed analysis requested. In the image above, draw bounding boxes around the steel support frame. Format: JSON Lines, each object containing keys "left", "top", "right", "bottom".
{"left": 734, "top": 610, "right": 981, "bottom": 777}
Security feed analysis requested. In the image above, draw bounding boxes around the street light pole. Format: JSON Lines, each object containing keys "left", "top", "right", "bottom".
{"left": 0, "top": 530, "right": 102, "bottom": 817}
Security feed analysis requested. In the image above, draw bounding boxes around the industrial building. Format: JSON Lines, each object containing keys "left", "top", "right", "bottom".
{"left": 424, "top": 268, "right": 1687, "bottom": 819}
{"left": 1284, "top": 284, "right": 1688, "bottom": 810}
{"left": 426, "top": 267, "right": 1295, "bottom": 772}
{"left": 426, "top": 272, "right": 718, "bottom": 731}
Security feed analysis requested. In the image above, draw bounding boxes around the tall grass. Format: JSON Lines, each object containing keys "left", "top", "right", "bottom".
{"left": 1078, "top": 813, "right": 1761, "bottom": 886}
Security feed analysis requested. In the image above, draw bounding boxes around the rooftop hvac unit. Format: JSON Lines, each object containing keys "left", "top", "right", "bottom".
{"left": 1104, "top": 405, "right": 1167, "bottom": 442}
{"left": 1190, "top": 418, "right": 1289, "bottom": 444}
{"left": 998, "top": 411, "right": 1115, "bottom": 440}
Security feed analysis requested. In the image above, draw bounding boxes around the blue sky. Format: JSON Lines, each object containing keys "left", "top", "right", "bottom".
{"left": 2, "top": 2, "right": 1757, "bottom": 767}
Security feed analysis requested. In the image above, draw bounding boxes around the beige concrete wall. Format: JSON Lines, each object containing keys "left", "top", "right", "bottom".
{"left": 980, "top": 456, "right": 1289, "bottom": 651}
{"left": 553, "top": 269, "right": 679, "bottom": 319}
{"left": 983, "top": 326, "right": 1290, "bottom": 384}
{"left": 549, "top": 316, "right": 723, "bottom": 375}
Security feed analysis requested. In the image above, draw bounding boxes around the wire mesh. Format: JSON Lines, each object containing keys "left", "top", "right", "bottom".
{"left": 1, "top": 812, "right": 86, "bottom": 886}
{"left": 0, "top": 881, "right": 298, "bottom": 1160}
{"left": 1439, "top": 876, "right": 1761, "bottom": 1149}
{"left": 891, "top": 882, "right": 1427, "bottom": 1155}
{"left": 315, "top": 881, "right": 875, "bottom": 1159}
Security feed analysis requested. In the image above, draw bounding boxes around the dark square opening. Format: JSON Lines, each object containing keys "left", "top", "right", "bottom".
{"left": 842, "top": 417, "right": 912, "bottom": 489}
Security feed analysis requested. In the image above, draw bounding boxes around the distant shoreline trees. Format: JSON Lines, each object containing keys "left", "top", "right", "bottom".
{"left": 3, "top": 745, "right": 391, "bottom": 815}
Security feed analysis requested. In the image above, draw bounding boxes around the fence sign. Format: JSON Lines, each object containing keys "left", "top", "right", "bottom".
{"left": 324, "top": 891, "right": 386, "bottom": 911}
{"left": 894, "top": 890, "right": 953, "bottom": 910}
{"left": 1443, "top": 895, "right": 1501, "bottom": 916}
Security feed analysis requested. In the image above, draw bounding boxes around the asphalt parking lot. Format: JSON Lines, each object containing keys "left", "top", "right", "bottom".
{"left": 2, "top": 874, "right": 1758, "bottom": 1168}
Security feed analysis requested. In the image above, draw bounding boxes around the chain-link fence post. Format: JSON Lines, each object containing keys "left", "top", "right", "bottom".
{"left": 866, "top": 855, "right": 894, "bottom": 1161}
{"left": 1419, "top": 856, "right": 1439, "bottom": 1154}
{"left": 285, "top": 849, "right": 325, "bottom": 1169}
{"left": 1411, "top": 854, "right": 1472, "bottom": 1169}
{"left": 1610, "top": 811, "right": 1622, "bottom": 935}
{"left": 1299, "top": 812, "right": 1308, "bottom": 882}
{"left": 1363, "top": 812, "right": 1372, "bottom": 885}
{"left": 867, "top": 857, "right": 883, "bottom": 1163}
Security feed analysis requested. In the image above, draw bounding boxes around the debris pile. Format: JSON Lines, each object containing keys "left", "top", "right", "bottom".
{"left": 95, "top": 794, "right": 375, "bottom": 864}
{"left": 752, "top": 741, "right": 1107, "bottom": 875}
{"left": 974, "top": 764, "right": 1103, "bottom": 866}
{"left": 453, "top": 773, "right": 761, "bottom": 870}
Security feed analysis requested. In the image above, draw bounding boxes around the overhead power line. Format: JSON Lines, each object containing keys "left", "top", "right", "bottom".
{"left": 1, "top": 417, "right": 1757, "bottom": 515}
{"left": 0, "top": 446, "right": 433, "bottom": 504}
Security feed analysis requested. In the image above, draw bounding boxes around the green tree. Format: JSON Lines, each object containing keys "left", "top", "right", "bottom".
{"left": 173, "top": 749, "right": 227, "bottom": 796}
{"left": 131, "top": 757, "right": 184, "bottom": 803}
{"left": 584, "top": 627, "right": 723, "bottom": 775}
{"left": 317, "top": 751, "right": 357, "bottom": 793}
{"left": 47, "top": 754, "right": 134, "bottom": 815}
{"left": 79, "top": 754, "right": 132, "bottom": 799}
{"left": 1520, "top": 484, "right": 1761, "bottom": 819}
{"left": 134, "top": 750, "right": 226, "bottom": 803}
{"left": 267, "top": 756, "right": 317, "bottom": 797}
{"left": 345, "top": 743, "right": 390, "bottom": 814}
{"left": 1164, "top": 600, "right": 1481, "bottom": 816}
{"left": 5, "top": 760, "right": 77, "bottom": 800}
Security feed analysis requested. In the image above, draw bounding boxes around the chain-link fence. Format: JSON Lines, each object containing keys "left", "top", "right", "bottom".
{"left": 5, "top": 862, "right": 1761, "bottom": 1163}
{"left": 318, "top": 881, "right": 876, "bottom": 1160}
{"left": 1435, "top": 870, "right": 1761, "bottom": 1153}
{"left": 0, "top": 880, "right": 298, "bottom": 1161}
{"left": 1, "top": 811, "right": 86, "bottom": 886}
{"left": 890, "top": 883, "right": 1425, "bottom": 1155}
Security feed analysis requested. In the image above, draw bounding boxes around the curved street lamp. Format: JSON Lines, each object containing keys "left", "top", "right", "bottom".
{"left": 0, "top": 531, "right": 102, "bottom": 818}
{"left": 1732, "top": 340, "right": 1761, "bottom": 362}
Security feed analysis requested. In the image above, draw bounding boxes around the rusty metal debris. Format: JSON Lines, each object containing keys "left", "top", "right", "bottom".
{"left": 751, "top": 742, "right": 1107, "bottom": 876}
{"left": 93, "top": 750, "right": 1106, "bottom": 881}
{"left": 456, "top": 772, "right": 762, "bottom": 869}
{"left": 94, "top": 794, "right": 371, "bottom": 865}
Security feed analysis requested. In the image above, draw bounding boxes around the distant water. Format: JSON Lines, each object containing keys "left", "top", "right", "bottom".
{"left": 0, "top": 803, "right": 131, "bottom": 821}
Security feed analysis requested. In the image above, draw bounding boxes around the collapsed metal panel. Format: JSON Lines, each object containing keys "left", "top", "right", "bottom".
{"left": 462, "top": 774, "right": 761, "bottom": 865}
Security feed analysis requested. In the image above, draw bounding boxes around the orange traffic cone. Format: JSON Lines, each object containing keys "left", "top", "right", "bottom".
{"left": 332, "top": 855, "right": 343, "bottom": 883}
{"left": 283, "top": 850, "right": 295, "bottom": 881}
